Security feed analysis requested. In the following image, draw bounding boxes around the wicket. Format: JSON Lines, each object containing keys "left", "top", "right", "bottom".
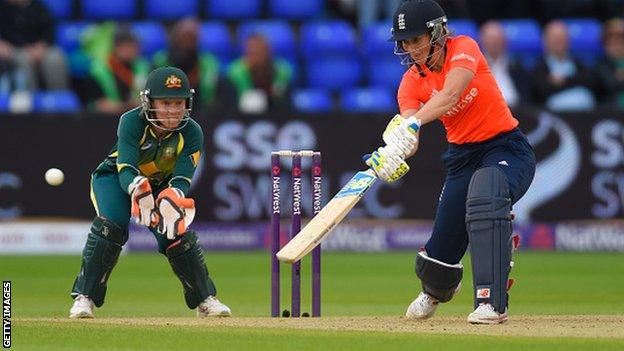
{"left": 271, "top": 150, "right": 322, "bottom": 317}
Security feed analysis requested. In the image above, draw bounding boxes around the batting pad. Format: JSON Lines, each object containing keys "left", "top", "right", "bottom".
{"left": 465, "top": 167, "right": 513, "bottom": 313}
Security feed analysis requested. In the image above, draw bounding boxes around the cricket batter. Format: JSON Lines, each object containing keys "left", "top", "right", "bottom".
{"left": 365, "top": 0, "right": 535, "bottom": 324}
{"left": 69, "top": 66, "right": 231, "bottom": 318}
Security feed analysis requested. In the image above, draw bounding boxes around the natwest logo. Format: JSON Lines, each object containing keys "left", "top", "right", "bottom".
{"left": 445, "top": 87, "right": 478, "bottom": 117}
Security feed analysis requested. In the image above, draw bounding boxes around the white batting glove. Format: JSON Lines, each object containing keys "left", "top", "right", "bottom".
{"left": 128, "top": 176, "right": 157, "bottom": 226}
{"left": 363, "top": 145, "right": 410, "bottom": 183}
{"left": 382, "top": 114, "right": 420, "bottom": 158}
{"left": 154, "top": 188, "right": 196, "bottom": 239}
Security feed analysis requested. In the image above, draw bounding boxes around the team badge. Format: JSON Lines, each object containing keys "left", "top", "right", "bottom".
{"left": 163, "top": 147, "right": 175, "bottom": 160}
{"left": 165, "top": 75, "right": 182, "bottom": 88}
{"left": 398, "top": 13, "right": 406, "bottom": 30}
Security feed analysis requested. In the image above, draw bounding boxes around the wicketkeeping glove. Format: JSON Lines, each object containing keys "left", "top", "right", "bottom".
{"left": 382, "top": 115, "right": 420, "bottom": 158}
{"left": 154, "top": 188, "right": 196, "bottom": 239}
{"left": 363, "top": 145, "right": 410, "bottom": 183}
{"left": 128, "top": 176, "right": 157, "bottom": 226}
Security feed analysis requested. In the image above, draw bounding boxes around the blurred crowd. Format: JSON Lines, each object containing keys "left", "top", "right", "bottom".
{"left": 2, "top": 0, "right": 624, "bottom": 114}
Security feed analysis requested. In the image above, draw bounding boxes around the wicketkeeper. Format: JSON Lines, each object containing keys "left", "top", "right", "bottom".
{"left": 365, "top": 0, "right": 535, "bottom": 324}
{"left": 69, "top": 66, "right": 231, "bottom": 318}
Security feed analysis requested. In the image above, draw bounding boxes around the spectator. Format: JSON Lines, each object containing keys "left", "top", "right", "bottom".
{"left": 479, "top": 20, "right": 530, "bottom": 107}
{"left": 85, "top": 26, "right": 150, "bottom": 114}
{"left": 597, "top": 18, "right": 624, "bottom": 108}
{"left": 153, "top": 18, "right": 221, "bottom": 109}
{"left": 531, "top": 20, "right": 596, "bottom": 111}
{"left": 0, "top": 56, "right": 25, "bottom": 93}
{"left": 0, "top": 0, "right": 69, "bottom": 90}
{"left": 225, "top": 34, "right": 292, "bottom": 114}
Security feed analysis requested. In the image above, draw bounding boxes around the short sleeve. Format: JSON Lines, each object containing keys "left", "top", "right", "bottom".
{"left": 447, "top": 36, "right": 480, "bottom": 73}
{"left": 397, "top": 76, "right": 423, "bottom": 114}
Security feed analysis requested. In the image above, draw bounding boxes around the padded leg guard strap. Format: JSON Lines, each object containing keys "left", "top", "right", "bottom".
{"left": 416, "top": 251, "right": 463, "bottom": 302}
{"left": 71, "top": 216, "right": 127, "bottom": 307}
{"left": 466, "top": 167, "right": 513, "bottom": 313}
{"left": 166, "top": 231, "right": 217, "bottom": 309}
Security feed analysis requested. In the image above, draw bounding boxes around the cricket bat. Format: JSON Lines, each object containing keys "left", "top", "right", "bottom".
{"left": 276, "top": 169, "right": 377, "bottom": 263}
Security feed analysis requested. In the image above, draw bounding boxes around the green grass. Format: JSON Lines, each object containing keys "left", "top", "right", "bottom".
{"left": 13, "top": 322, "right": 624, "bottom": 351}
{"left": 2, "top": 251, "right": 624, "bottom": 350}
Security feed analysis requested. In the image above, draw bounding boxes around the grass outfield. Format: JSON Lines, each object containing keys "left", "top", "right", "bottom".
{"left": 2, "top": 251, "right": 624, "bottom": 350}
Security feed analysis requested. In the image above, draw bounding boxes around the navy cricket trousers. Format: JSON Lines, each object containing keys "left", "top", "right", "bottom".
{"left": 424, "top": 128, "right": 536, "bottom": 264}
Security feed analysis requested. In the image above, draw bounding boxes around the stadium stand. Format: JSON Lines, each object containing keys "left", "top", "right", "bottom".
{"left": 145, "top": 0, "right": 199, "bottom": 20}
{"left": 207, "top": 0, "right": 262, "bottom": 20}
{"left": 341, "top": 86, "right": 394, "bottom": 112}
{"left": 40, "top": 0, "right": 74, "bottom": 20}
{"left": 33, "top": 91, "right": 81, "bottom": 113}
{"left": 292, "top": 88, "right": 333, "bottom": 113}
{"left": 82, "top": 0, "right": 137, "bottom": 20}
{"left": 269, "top": 0, "right": 324, "bottom": 20}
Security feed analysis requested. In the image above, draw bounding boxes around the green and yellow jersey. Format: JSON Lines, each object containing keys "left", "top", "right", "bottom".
{"left": 94, "top": 107, "right": 203, "bottom": 195}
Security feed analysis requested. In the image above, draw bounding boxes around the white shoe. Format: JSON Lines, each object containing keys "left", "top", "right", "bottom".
{"left": 69, "top": 294, "right": 94, "bottom": 319}
{"left": 197, "top": 296, "right": 232, "bottom": 317}
{"left": 467, "top": 303, "right": 508, "bottom": 324}
{"left": 405, "top": 292, "right": 439, "bottom": 320}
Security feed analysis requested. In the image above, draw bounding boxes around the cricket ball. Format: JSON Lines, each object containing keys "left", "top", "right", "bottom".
{"left": 45, "top": 168, "right": 64, "bottom": 186}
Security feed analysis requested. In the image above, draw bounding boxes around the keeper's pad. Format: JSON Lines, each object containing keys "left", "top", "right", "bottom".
{"left": 71, "top": 216, "right": 128, "bottom": 307}
{"left": 416, "top": 251, "right": 463, "bottom": 302}
{"left": 465, "top": 167, "right": 513, "bottom": 313}
{"left": 166, "top": 231, "right": 217, "bottom": 309}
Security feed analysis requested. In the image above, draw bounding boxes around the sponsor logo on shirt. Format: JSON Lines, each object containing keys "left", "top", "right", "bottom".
{"left": 445, "top": 87, "right": 479, "bottom": 117}
{"left": 451, "top": 52, "right": 476, "bottom": 64}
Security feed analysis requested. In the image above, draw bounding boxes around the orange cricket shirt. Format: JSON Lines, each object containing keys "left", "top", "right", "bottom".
{"left": 397, "top": 35, "right": 518, "bottom": 144}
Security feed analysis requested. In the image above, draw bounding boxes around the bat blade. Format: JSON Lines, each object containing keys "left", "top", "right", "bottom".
{"left": 276, "top": 169, "right": 377, "bottom": 263}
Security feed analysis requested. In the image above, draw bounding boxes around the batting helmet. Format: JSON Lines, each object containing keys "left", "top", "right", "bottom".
{"left": 140, "top": 66, "right": 195, "bottom": 131}
{"left": 388, "top": 0, "right": 447, "bottom": 42}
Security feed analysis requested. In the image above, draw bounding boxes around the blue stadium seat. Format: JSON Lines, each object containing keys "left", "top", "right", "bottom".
{"left": 0, "top": 94, "right": 9, "bottom": 112}
{"left": 33, "top": 91, "right": 81, "bottom": 113}
{"left": 269, "top": 0, "right": 323, "bottom": 20}
{"left": 300, "top": 21, "right": 358, "bottom": 58}
{"left": 56, "top": 22, "right": 92, "bottom": 52}
{"left": 145, "top": 0, "right": 198, "bottom": 20}
{"left": 82, "top": 0, "right": 137, "bottom": 20}
{"left": 132, "top": 22, "right": 168, "bottom": 58}
{"left": 207, "top": 0, "right": 262, "bottom": 20}
{"left": 362, "top": 21, "right": 394, "bottom": 58}
{"left": 564, "top": 18, "right": 603, "bottom": 67}
{"left": 368, "top": 58, "right": 405, "bottom": 90}
{"left": 341, "top": 87, "right": 394, "bottom": 113}
{"left": 500, "top": 19, "right": 542, "bottom": 68}
{"left": 448, "top": 19, "right": 479, "bottom": 41}
{"left": 199, "top": 22, "right": 233, "bottom": 63}
{"left": 292, "top": 89, "right": 333, "bottom": 113}
{"left": 237, "top": 21, "right": 296, "bottom": 60}
{"left": 40, "top": 0, "right": 73, "bottom": 20}
{"left": 307, "top": 57, "right": 361, "bottom": 90}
